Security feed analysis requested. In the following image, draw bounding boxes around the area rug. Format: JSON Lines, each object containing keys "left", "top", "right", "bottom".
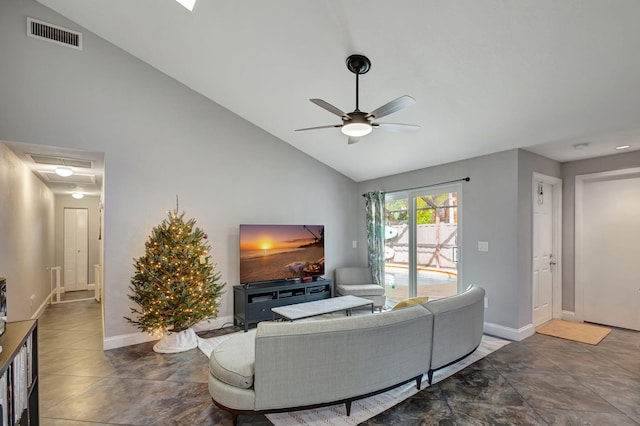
{"left": 198, "top": 334, "right": 510, "bottom": 426}
{"left": 197, "top": 333, "right": 238, "bottom": 358}
{"left": 536, "top": 319, "right": 611, "bottom": 345}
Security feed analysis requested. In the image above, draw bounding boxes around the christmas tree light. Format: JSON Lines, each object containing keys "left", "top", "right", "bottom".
{"left": 125, "top": 207, "right": 225, "bottom": 334}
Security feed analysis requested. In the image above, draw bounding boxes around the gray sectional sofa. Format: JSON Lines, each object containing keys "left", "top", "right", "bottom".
{"left": 208, "top": 285, "right": 486, "bottom": 425}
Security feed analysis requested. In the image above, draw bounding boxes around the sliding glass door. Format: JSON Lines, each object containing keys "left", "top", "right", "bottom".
{"left": 384, "top": 185, "right": 461, "bottom": 303}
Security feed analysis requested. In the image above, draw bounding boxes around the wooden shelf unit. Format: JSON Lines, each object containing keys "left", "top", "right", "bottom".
{"left": 0, "top": 320, "right": 38, "bottom": 426}
{"left": 234, "top": 279, "right": 332, "bottom": 331}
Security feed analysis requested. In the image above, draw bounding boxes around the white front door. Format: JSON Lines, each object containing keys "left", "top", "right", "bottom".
{"left": 64, "top": 208, "right": 89, "bottom": 292}
{"left": 580, "top": 174, "right": 640, "bottom": 331}
{"left": 533, "top": 181, "right": 553, "bottom": 326}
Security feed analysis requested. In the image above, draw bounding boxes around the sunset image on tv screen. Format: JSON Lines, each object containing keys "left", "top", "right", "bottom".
{"left": 239, "top": 224, "right": 324, "bottom": 284}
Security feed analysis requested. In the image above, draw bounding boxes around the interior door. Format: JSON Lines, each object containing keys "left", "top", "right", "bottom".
{"left": 64, "top": 208, "right": 89, "bottom": 292}
{"left": 582, "top": 176, "right": 640, "bottom": 331}
{"left": 533, "top": 181, "right": 553, "bottom": 326}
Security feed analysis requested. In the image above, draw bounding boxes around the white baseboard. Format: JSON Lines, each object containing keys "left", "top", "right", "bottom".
{"left": 57, "top": 285, "right": 96, "bottom": 292}
{"left": 30, "top": 292, "right": 52, "bottom": 320}
{"left": 561, "top": 310, "right": 577, "bottom": 322}
{"left": 103, "top": 314, "right": 235, "bottom": 350}
{"left": 484, "top": 321, "right": 535, "bottom": 341}
{"left": 103, "top": 331, "right": 159, "bottom": 350}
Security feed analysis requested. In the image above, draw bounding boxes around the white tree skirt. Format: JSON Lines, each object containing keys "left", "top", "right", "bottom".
{"left": 153, "top": 327, "right": 198, "bottom": 353}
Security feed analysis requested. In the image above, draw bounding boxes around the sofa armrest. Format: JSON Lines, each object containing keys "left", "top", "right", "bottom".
{"left": 423, "top": 285, "right": 485, "bottom": 370}
{"left": 209, "top": 329, "right": 257, "bottom": 389}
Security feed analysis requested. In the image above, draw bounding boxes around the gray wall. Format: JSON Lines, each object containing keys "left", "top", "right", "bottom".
{"left": 6, "top": 0, "right": 629, "bottom": 340}
{"left": 516, "top": 150, "right": 562, "bottom": 323}
{"left": 54, "top": 195, "right": 101, "bottom": 285}
{"left": 561, "top": 150, "right": 640, "bottom": 311}
{"left": 0, "top": 0, "right": 359, "bottom": 339}
{"left": 358, "top": 150, "right": 522, "bottom": 329}
{"left": 0, "top": 143, "right": 55, "bottom": 321}
{"left": 359, "top": 149, "right": 562, "bottom": 332}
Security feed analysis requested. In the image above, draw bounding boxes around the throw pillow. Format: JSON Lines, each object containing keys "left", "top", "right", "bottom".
{"left": 391, "top": 296, "right": 430, "bottom": 310}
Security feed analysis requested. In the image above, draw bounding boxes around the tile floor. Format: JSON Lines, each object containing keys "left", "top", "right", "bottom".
{"left": 38, "top": 300, "right": 640, "bottom": 425}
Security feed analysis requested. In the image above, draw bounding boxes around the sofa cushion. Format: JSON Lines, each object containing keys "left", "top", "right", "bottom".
{"left": 336, "top": 283, "right": 385, "bottom": 297}
{"left": 209, "top": 329, "right": 256, "bottom": 389}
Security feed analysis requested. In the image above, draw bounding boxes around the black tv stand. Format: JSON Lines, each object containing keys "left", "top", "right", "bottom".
{"left": 243, "top": 278, "right": 294, "bottom": 288}
{"left": 234, "top": 279, "right": 332, "bottom": 332}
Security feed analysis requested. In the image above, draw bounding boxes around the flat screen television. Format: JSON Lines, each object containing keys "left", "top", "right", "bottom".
{"left": 239, "top": 224, "right": 325, "bottom": 285}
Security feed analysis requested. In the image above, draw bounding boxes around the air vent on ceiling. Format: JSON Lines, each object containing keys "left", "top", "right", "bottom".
{"left": 38, "top": 171, "right": 96, "bottom": 185}
{"left": 27, "top": 17, "right": 82, "bottom": 50}
{"left": 28, "top": 154, "right": 93, "bottom": 169}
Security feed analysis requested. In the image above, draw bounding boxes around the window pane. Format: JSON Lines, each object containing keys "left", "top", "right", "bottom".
{"left": 416, "top": 192, "right": 458, "bottom": 299}
{"left": 384, "top": 197, "right": 410, "bottom": 302}
{"left": 384, "top": 190, "right": 459, "bottom": 305}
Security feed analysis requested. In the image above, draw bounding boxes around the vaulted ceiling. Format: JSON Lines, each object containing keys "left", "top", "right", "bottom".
{"left": 37, "top": 0, "right": 640, "bottom": 182}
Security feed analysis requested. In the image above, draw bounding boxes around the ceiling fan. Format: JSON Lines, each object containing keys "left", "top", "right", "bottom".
{"left": 295, "top": 54, "right": 419, "bottom": 144}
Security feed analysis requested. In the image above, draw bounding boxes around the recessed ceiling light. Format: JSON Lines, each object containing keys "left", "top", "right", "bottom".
{"left": 615, "top": 145, "right": 631, "bottom": 150}
{"left": 175, "top": 0, "right": 196, "bottom": 11}
{"left": 573, "top": 142, "right": 589, "bottom": 150}
{"left": 71, "top": 192, "right": 84, "bottom": 199}
{"left": 55, "top": 166, "right": 73, "bottom": 177}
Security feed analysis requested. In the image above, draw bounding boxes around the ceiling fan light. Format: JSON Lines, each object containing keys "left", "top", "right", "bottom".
{"left": 175, "top": 0, "right": 196, "bottom": 11}
{"left": 341, "top": 122, "right": 372, "bottom": 137}
{"left": 55, "top": 166, "right": 73, "bottom": 177}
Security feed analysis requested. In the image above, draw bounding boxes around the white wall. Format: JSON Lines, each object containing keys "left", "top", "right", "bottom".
{"left": 0, "top": 0, "right": 360, "bottom": 344}
{"left": 54, "top": 194, "right": 101, "bottom": 285}
{"left": 0, "top": 143, "right": 55, "bottom": 321}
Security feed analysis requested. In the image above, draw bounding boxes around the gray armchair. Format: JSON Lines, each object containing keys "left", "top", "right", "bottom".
{"left": 334, "top": 266, "right": 386, "bottom": 312}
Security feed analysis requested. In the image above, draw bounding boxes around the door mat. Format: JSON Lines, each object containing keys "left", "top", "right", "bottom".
{"left": 536, "top": 319, "right": 611, "bottom": 345}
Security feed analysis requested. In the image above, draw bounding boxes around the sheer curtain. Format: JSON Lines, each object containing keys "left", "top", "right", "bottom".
{"left": 364, "top": 191, "right": 385, "bottom": 286}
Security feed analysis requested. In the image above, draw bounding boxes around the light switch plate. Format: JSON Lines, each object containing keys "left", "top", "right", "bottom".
{"left": 478, "top": 241, "right": 489, "bottom": 252}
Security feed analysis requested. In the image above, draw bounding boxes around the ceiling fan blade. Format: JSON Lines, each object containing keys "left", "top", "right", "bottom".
{"left": 347, "top": 136, "right": 360, "bottom": 144}
{"left": 374, "top": 122, "right": 421, "bottom": 133}
{"left": 295, "top": 124, "right": 342, "bottom": 132}
{"left": 310, "top": 99, "right": 350, "bottom": 119}
{"left": 366, "top": 95, "right": 416, "bottom": 120}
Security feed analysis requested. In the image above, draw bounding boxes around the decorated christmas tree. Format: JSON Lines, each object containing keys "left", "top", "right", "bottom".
{"left": 125, "top": 204, "right": 225, "bottom": 352}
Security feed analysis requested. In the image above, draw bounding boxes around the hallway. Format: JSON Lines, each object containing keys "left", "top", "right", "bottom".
{"left": 38, "top": 300, "right": 252, "bottom": 425}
